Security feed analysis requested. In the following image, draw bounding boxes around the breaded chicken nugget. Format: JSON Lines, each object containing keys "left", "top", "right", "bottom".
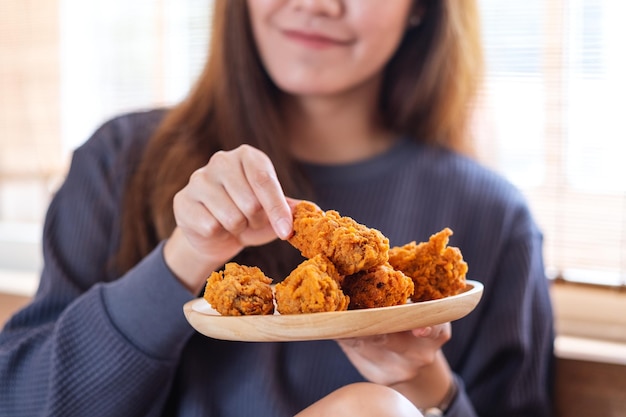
{"left": 288, "top": 201, "right": 389, "bottom": 275}
{"left": 341, "top": 262, "right": 414, "bottom": 310}
{"left": 204, "top": 262, "right": 274, "bottom": 316}
{"left": 388, "top": 228, "right": 467, "bottom": 302}
{"left": 275, "top": 254, "right": 349, "bottom": 314}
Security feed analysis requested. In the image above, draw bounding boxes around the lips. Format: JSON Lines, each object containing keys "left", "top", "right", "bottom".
{"left": 282, "top": 29, "right": 353, "bottom": 49}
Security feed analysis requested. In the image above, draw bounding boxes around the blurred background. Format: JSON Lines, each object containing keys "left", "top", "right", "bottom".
{"left": 0, "top": 0, "right": 625, "bottom": 414}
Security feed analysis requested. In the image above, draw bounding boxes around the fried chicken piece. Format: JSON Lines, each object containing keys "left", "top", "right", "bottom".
{"left": 388, "top": 228, "right": 468, "bottom": 302}
{"left": 275, "top": 254, "right": 349, "bottom": 314}
{"left": 341, "top": 262, "right": 414, "bottom": 310}
{"left": 204, "top": 262, "right": 275, "bottom": 316}
{"left": 288, "top": 201, "right": 390, "bottom": 275}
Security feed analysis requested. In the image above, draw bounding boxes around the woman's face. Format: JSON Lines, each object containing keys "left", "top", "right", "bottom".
{"left": 247, "top": 0, "right": 414, "bottom": 97}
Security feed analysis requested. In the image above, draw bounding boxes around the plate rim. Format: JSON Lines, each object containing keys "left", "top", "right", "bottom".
{"left": 184, "top": 279, "right": 483, "bottom": 342}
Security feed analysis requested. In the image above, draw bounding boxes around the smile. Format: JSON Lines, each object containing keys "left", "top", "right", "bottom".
{"left": 282, "top": 30, "right": 353, "bottom": 50}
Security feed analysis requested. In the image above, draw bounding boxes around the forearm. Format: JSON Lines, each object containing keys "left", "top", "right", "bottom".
{"left": 1, "top": 291, "right": 183, "bottom": 416}
{"left": 49, "top": 286, "right": 184, "bottom": 416}
{"left": 0, "top": 244, "right": 196, "bottom": 416}
{"left": 102, "top": 241, "right": 196, "bottom": 356}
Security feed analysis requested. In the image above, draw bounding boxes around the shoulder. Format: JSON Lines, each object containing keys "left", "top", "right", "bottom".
{"left": 62, "top": 108, "right": 169, "bottom": 202}
{"left": 72, "top": 108, "right": 168, "bottom": 182}
{"left": 77, "top": 108, "right": 168, "bottom": 161}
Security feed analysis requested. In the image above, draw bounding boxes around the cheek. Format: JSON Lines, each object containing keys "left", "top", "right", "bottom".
{"left": 246, "top": 0, "right": 285, "bottom": 53}
{"left": 246, "top": 0, "right": 283, "bottom": 17}
{"left": 350, "top": 21, "right": 408, "bottom": 78}
{"left": 358, "top": 7, "right": 409, "bottom": 50}
{"left": 351, "top": 2, "right": 412, "bottom": 60}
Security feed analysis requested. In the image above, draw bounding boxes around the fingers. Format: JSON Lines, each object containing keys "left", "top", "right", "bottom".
{"left": 175, "top": 145, "right": 295, "bottom": 251}
{"left": 337, "top": 331, "right": 425, "bottom": 385}
{"left": 208, "top": 145, "right": 292, "bottom": 239}
{"left": 338, "top": 331, "right": 416, "bottom": 360}
{"left": 200, "top": 156, "right": 264, "bottom": 234}
{"left": 336, "top": 326, "right": 452, "bottom": 386}
{"left": 240, "top": 148, "right": 293, "bottom": 239}
{"left": 167, "top": 145, "right": 299, "bottom": 292}
{"left": 179, "top": 166, "right": 249, "bottom": 240}
{"left": 339, "top": 323, "right": 451, "bottom": 351}
{"left": 173, "top": 190, "right": 231, "bottom": 242}
{"left": 411, "top": 323, "right": 451, "bottom": 341}
{"left": 339, "top": 333, "right": 388, "bottom": 350}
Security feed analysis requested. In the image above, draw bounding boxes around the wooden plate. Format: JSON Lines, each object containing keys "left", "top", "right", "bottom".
{"left": 183, "top": 280, "right": 483, "bottom": 342}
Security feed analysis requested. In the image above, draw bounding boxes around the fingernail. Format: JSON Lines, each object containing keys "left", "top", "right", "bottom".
{"left": 276, "top": 218, "right": 292, "bottom": 239}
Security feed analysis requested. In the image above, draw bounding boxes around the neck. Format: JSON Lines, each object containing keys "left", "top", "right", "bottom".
{"left": 283, "top": 78, "right": 396, "bottom": 164}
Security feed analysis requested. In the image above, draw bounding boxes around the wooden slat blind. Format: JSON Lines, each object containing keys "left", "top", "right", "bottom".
{"left": 476, "top": 0, "right": 626, "bottom": 287}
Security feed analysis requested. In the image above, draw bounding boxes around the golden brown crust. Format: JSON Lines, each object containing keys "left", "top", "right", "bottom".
{"left": 388, "top": 228, "right": 468, "bottom": 302}
{"left": 341, "top": 262, "right": 414, "bottom": 310}
{"left": 288, "top": 201, "right": 390, "bottom": 275}
{"left": 203, "top": 262, "right": 275, "bottom": 316}
{"left": 204, "top": 207, "right": 468, "bottom": 317}
{"left": 275, "top": 254, "right": 349, "bottom": 314}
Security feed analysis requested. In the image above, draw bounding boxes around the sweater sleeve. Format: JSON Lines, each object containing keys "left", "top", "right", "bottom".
{"left": 0, "top": 113, "right": 196, "bottom": 417}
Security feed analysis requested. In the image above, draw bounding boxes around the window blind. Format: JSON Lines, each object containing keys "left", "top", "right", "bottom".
{"left": 477, "top": 0, "right": 626, "bottom": 286}
{"left": 59, "top": 0, "right": 212, "bottom": 153}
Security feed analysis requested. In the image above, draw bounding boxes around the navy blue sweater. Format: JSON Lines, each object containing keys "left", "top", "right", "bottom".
{"left": 0, "top": 110, "right": 554, "bottom": 416}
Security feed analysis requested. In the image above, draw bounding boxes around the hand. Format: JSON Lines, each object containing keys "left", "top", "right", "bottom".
{"left": 164, "top": 144, "right": 296, "bottom": 293}
{"left": 337, "top": 324, "right": 453, "bottom": 410}
{"left": 337, "top": 323, "right": 451, "bottom": 386}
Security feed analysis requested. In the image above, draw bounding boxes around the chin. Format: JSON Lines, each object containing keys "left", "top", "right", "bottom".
{"left": 273, "top": 77, "right": 350, "bottom": 98}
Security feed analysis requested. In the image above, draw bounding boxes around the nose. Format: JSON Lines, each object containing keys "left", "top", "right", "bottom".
{"left": 290, "top": 0, "right": 343, "bottom": 18}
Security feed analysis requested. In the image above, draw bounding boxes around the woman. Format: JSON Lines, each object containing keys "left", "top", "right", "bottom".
{"left": 0, "top": 1, "right": 554, "bottom": 416}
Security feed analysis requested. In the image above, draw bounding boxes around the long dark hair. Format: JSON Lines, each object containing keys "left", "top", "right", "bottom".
{"left": 115, "top": 0, "right": 484, "bottom": 273}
